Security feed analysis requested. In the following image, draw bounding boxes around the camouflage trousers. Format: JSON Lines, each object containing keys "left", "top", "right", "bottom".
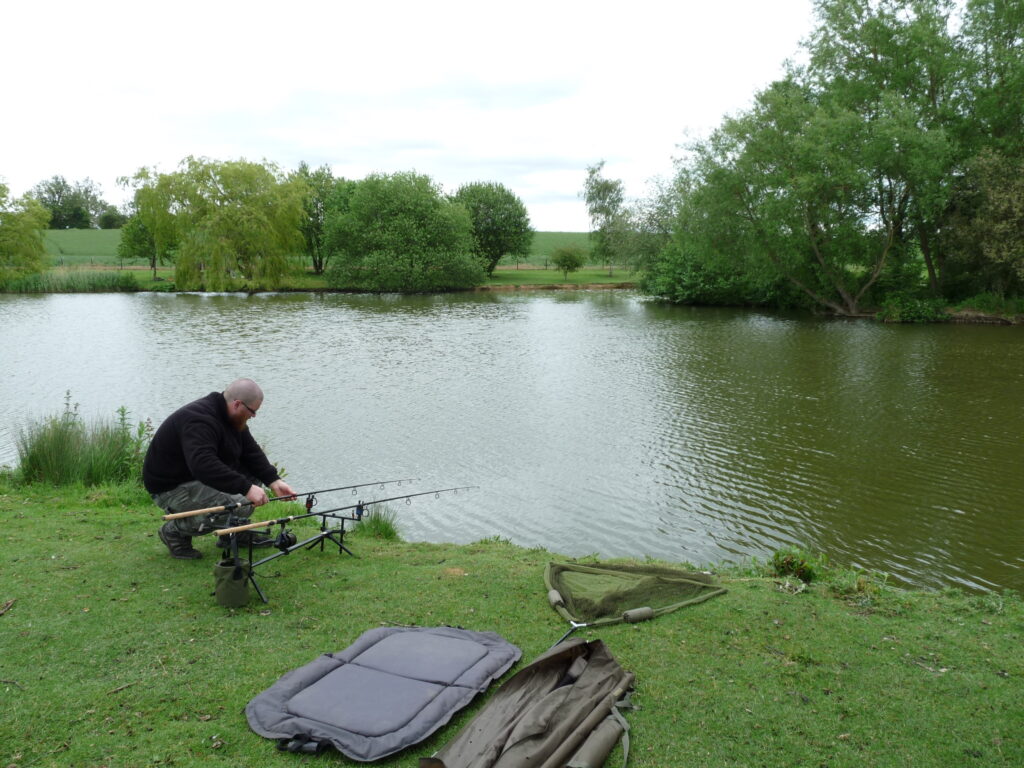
{"left": 152, "top": 480, "right": 249, "bottom": 537}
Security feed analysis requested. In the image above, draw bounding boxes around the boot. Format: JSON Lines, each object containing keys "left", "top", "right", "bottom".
{"left": 159, "top": 522, "right": 202, "bottom": 559}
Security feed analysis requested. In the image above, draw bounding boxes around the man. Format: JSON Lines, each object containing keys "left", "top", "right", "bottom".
{"left": 143, "top": 378, "right": 296, "bottom": 559}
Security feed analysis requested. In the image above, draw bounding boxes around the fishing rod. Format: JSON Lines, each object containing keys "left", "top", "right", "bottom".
{"left": 161, "top": 477, "right": 419, "bottom": 521}
{"left": 215, "top": 486, "right": 477, "bottom": 537}
{"left": 270, "top": 478, "right": 420, "bottom": 503}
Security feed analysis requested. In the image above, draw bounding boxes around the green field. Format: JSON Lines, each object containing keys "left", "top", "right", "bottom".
{"left": 525, "top": 231, "right": 592, "bottom": 265}
{"left": 43, "top": 229, "right": 123, "bottom": 265}
{"left": 42, "top": 229, "right": 596, "bottom": 268}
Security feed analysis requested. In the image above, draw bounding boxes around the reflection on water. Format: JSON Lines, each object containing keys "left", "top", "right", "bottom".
{"left": 1, "top": 292, "right": 1021, "bottom": 592}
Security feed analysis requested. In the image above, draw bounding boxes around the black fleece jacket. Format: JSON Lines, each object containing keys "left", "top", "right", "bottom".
{"left": 142, "top": 391, "right": 280, "bottom": 495}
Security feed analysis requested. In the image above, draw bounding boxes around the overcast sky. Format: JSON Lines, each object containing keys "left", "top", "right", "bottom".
{"left": 2, "top": 0, "right": 815, "bottom": 231}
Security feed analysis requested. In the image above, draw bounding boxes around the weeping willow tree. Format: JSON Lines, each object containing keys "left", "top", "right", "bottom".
{"left": 0, "top": 183, "right": 50, "bottom": 286}
{"left": 123, "top": 157, "right": 305, "bottom": 290}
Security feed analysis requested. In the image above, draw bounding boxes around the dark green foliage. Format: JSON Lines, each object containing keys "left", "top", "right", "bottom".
{"left": 97, "top": 206, "right": 128, "bottom": 229}
{"left": 550, "top": 245, "right": 585, "bottom": 279}
{"left": 641, "top": 221, "right": 795, "bottom": 307}
{"left": 30, "top": 175, "right": 109, "bottom": 229}
{"left": 117, "top": 215, "right": 155, "bottom": 267}
{"left": 291, "top": 162, "right": 343, "bottom": 275}
{"left": 643, "top": 0, "right": 1024, "bottom": 312}
{"left": 451, "top": 182, "right": 533, "bottom": 276}
{"left": 876, "top": 294, "right": 950, "bottom": 323}
{"left": 941, "top": 149, "right": 1024, "bottom": 299}
{"left": 769, "top": 546, "right": 827, "bottom": 583}
{"left": 325, "top": 171, "right": 484, "bottom": 292}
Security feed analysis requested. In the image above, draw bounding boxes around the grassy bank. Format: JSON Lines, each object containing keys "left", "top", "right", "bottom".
{"left": 22, "top": 229, "right": 627, "bottom": 293}
{"left": 1, "top": 481, "right": 1020, "bottom": 767}
{"left": 5, "top": 263, "right": 631, "bottom": 293}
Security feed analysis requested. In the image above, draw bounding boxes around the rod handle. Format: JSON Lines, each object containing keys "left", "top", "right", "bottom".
{"left": 217, "top": 519, "right": 274, "bottom": 536}
{"left": 162, "top": 505, "right": 228, "bottom": 520}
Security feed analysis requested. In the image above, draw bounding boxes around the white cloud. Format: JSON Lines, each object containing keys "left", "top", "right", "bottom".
{"left": 1, "top": 0, "right": 814, "bottom": 230}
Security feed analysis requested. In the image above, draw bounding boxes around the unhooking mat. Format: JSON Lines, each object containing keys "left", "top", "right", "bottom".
{"left": 545, "top": 561, "right": 727, "bottom": 630}
{"left": 246, "top": 626, "right": 521, "bottom": 761}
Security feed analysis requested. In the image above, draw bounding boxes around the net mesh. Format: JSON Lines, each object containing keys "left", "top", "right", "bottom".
{"left": 546, "top": 562, "right": 726, "bottom": 624}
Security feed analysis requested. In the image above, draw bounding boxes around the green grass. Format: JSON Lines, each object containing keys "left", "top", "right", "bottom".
{"left": 43, "top": 229, "right": 122, "bottom": 264}
{"left": 1, "top": 480, "right": 1020, "bottom": 767}
{"left": 486, "top": 266, "right": 635, "bottom": 286}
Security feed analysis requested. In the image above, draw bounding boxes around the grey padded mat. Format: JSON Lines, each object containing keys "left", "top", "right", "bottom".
{"left": 246, "top": 626, "right": 521, "bottom": 761}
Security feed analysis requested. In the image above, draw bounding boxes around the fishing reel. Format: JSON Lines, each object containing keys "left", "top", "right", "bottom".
{"left": 274, "top": 528, "right": 298, "bottom": 551}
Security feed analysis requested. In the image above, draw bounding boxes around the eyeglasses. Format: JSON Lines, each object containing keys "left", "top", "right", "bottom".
{"left": 239, "top": 401, "right": 258, "bottom": 418}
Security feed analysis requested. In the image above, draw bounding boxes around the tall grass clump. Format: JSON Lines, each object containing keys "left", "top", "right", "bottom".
{"left": 1, "top": 270, "right": 139, "bottom": 293}
{"left": 16, "top": 393, "right": 152, "bottom": 486}
{"left": 355, "top": 503, "right": 400, "bottom": 540}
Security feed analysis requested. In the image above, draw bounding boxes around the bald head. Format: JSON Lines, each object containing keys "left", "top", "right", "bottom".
{"left": 224, "top": 378, "right": 263, "bottom": 406}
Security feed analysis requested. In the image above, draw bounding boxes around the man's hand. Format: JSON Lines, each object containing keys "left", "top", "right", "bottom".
{"left": 246, "top": 484, "right": 270, "bottom": 506}
{"left": 269, "top": 479, "right": 297, "bottom": 501}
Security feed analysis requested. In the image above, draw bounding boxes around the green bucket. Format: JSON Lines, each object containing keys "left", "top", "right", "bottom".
{"left": 213, "top": 559, "right": 251, "bottom": 608}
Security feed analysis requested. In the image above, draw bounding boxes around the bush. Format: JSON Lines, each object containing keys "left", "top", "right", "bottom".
{"left": 876, "top": 294, "right": 950, "bottom": 323}
{"left": 324, "top": 171, "right": 484, "bottom": 293}
{"left": 550, "top": 245, "right": 585, "bottom": 279}
{"left": 16, "top": 394, "right": 152, "bottom": 486}
{"left": 769, "top": 546, "right": 827, "bottom": 583}
{"left": 331, "top": 249, "right": 484, "bottom": 293}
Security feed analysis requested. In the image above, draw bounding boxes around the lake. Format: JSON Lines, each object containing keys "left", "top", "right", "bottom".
{"left": 1, "top": 291, "right": 1021, "bottom": 592}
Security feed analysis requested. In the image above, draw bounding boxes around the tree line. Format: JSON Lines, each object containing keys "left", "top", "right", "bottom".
{"left": 585, "top": 0, "right": 1024, "bottom": 317}
{"left": 27, "top": 176, "right": 126, "bottom": 230}
{"left": 1, "top": 161, "right": 534, "bottom": 292}
{"left": 120, "top": 160, "right": 533, "bottom": 291}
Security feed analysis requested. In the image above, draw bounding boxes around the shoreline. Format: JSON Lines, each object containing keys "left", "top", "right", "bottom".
{"left": 5, "top": 276, "right": 1023, "bottom": 324}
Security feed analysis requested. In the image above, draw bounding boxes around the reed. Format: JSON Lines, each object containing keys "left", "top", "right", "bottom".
{"left": 15, "top": 394, "right": 152, "bottom": 486}
{"left": 356, "top": 503, "right": 400, "bottom": 540}
{"left": 2, "top": 269, "right": 139, "bottom": 293}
